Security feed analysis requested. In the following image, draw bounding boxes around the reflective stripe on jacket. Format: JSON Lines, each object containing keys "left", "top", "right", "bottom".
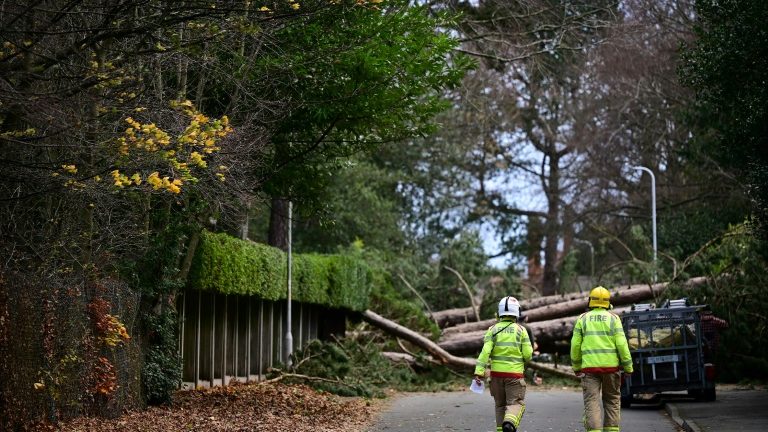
{"left": 570, "top": 308, "right": 633, "bottom": 374}
{"left": 474, "top": 318, "right": 533, "bottom": 378}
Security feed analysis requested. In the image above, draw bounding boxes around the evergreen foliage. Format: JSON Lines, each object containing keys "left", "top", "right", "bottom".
{"left": 0, "top": 0, "right": 464, "bottom": 419}
{"left": 680, "top": 0, "right": 768, "bottom": 234}
{"left": 675, "top": 1, "right": 768, "bottom": 382}
{"left": 665, "top": 222, "right": 768, "bottom": 382}
{"left": 129, "top": 214, "right": 193, "bottom": 407}
{"left": 142, "top": 310, "right": 181, "bottom": 405}
{"left": 187, "top": 231, "right": 372, "bottom": 311}
{"left": 286, "top": 339, "right": 464, "bottom": 398}
{"left": 362, "top": 247, "right": 441, "bottom": 338}
{"left": 291, "top": 159, "right": 408, "bottom": 254}
{"left": 257, "top": 0, "right": 470, "bottom": 211}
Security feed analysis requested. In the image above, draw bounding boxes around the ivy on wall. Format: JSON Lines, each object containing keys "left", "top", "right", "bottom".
{"left": 187, "top": 231, "right": 372, "bottom": 311}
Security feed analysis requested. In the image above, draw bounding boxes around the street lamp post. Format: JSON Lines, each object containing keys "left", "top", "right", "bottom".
{"left": 633, "top": 166, "right": 657, "bottom": 282}
{"left": 284, "top": 200, "right": 293, "bottom": 367}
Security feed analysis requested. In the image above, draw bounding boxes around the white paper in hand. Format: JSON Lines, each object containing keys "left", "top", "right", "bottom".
{"left": 469, "top": 379, "right": 485, "bottom": 394}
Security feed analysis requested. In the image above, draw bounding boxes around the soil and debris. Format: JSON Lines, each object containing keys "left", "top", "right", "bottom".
{"left": 52, "top": 382, "right": 382, "bottom": 431}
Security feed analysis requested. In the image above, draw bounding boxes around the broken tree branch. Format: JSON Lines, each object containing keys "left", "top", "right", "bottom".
{"left": 443, "top": 266, "right": 481, "bottom": 322}
{"left": 361, "top": 310, "right": 577, "bottom": 381}
{"left": 398, "top": 273, "right": 439, "bottom": 327}
{"left": 263, "top": 368, "right": 361, "bottom": 390}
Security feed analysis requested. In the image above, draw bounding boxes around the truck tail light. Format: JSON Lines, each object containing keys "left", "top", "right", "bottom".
{"left": 704, "top": 363, "right": 716, "bottom": 380}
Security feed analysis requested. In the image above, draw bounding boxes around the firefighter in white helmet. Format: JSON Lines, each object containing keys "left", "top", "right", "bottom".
{"left": 570, "top": 286, "right": 633, "bottom": 432}
{"left": 474, "top": 296, "right": 533, "bottom": 432}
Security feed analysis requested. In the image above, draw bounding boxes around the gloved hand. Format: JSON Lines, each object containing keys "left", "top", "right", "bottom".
{"left": 621, "top": 371, "right": 631, "bottom": 385}
{"left": 575, "top": 371, "right": 585, "bottom": 378}
{"left": 473, "top": 375, "right": 484, "bottom": 384}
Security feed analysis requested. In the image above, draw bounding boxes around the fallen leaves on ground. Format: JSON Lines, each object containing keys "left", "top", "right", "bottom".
{"left": 53, "top": 382, "right": 378, "bottom": 431}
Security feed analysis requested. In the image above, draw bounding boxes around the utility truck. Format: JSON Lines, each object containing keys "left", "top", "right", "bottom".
{"left": 620, "top": 299, "right": 717, "bottom": 407}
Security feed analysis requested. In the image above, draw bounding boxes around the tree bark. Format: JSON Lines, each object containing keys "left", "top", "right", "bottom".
{"left": 431, "top": 307, "right": 479, "bottom": 328}
{"left": 432, "top": 292, "right": 589, "bottom": 330}
{"left": 437, "top": 330, "right": 486, "bottom": 355}
{"left": 521, "top": 290, "right": 587, "bottom": 310}
{"left": 268, "top": 197, "right": 289, "bottom": 250}
{"left": 438, "top": 306, "right": 632, "bottom": 355}
{"left": 541, "top": 152, "right": 561, "bottom": 296}
{"left": 441, "top": 277, "right": 708, "bottom": 335}
{"left": 527, "top": 306, "right": 630, "bottom": 343}
{"left": 239, "top": 199, "right": 251, "bottom": 240}
{"left": 177, "top": 230, "right": 201, "bottom": 282}
{"left": 361, "top": 310, "right": 470, "bottom": 366}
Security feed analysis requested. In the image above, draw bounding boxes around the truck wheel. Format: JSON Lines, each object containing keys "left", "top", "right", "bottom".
{"left": 620, "top": 394, "right": 632, "bottom": 408}
{"left": 703, "top": 387, "right": 716, "bottom": 401}
{"left": 687, "top": 389, "right": 703, "bottom": 400}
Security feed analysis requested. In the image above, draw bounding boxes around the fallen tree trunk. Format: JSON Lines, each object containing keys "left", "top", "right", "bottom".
{"left": 438, "top": 330, "right": 572, "bottom": 356}
{"left": 362, "top": 310, "right": 473, "bottom": 367}
{"left": 430, "top": 307, "right": 479, "bottom": 328}
{"left": 441, "top": 277, "right": 708, "bottom": 335}
{"left": 362, "top": 310, "right": 577, "bottom": 381}
{"left": 521, "top": 291, "right": 588, "bottom": 310}
{"left": 528, "top": 306, "right": 631, "bottom": 343}
{"left": 438, "top": 330, "right": 571, "bottom": 356}
{"left": 438, "top": 307, "right": 632, "bottom": 356}
{"left": 437, "top": 329, "right": 488, "bottom": 355}
{"left": 430, "top": 294, "right": 584, "bottom": 329}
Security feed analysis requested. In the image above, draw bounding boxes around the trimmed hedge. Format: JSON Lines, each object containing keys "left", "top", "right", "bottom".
{"left": 187, "top": 231, "right": 371, "bottom": 311}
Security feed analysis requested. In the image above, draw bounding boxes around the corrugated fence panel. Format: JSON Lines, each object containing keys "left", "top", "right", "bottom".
{"left": 178, "top": 292, "right": 329, "bottom": 388}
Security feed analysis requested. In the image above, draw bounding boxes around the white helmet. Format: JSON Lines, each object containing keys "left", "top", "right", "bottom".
{"left": 497, "top": 296, "right": 520, "bottom": 318}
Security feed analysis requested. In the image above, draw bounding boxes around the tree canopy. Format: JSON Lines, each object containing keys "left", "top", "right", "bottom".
{"left": 0, "top": 0, "right": 470, "bottom": 420}
{"left": 3, "top": 0, "right": 768, "bottom": 426}
{"left": 681, "top": 0, "right": 768, "bottom": 235}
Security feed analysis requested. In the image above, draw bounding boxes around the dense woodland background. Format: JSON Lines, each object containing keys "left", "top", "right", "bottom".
{"left": 1, "top": 0, "right": 767, "bottom": 428}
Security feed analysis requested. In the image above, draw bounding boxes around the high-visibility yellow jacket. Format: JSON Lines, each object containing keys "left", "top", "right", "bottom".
{"left": 570, "top": 308, "right": 634, "bottom": 374}
{"left": 475, "top": 318, "right": 533, "bottom": 378}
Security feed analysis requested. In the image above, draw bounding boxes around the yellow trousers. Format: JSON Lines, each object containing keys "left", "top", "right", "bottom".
{"left": 489, "top": 377, "right": 526, "bottom": 429}
{"left": 581, "top": 372, "right": 621, "bottom": 432}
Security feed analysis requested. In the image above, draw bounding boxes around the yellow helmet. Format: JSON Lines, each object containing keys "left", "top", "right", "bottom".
{"left": 588, "top": 286, "right": 611, "bottom": 309}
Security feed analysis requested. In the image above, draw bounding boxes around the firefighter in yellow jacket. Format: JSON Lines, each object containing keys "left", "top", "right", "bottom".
{"left": 570, "top": 286, "right": 634, "bottom": 432}
{"left": 474, "top": 296, "right": 533, "bottom": 432}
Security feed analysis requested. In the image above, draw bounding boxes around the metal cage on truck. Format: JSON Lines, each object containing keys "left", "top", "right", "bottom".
{"left": 620, "top": 300, "right": 716, "bottom": 407}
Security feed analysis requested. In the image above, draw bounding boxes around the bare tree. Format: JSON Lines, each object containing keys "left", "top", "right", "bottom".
{"left": 565, "top": 0, "right": 746, "bottom": 283}
{"left": 405, "top": 0, "right": 620, "bottom": 295}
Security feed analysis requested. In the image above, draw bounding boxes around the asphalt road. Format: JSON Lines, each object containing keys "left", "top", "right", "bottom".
{"left": 663, "top": 388, "right": 768, "bottom": 432}
{"left": 367, "top": 387, "right": 681, "bottom": 432}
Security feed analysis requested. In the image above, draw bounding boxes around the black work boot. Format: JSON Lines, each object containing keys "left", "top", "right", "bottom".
{"left": 502, "top": 421, "right": 516, "bottom": 432}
